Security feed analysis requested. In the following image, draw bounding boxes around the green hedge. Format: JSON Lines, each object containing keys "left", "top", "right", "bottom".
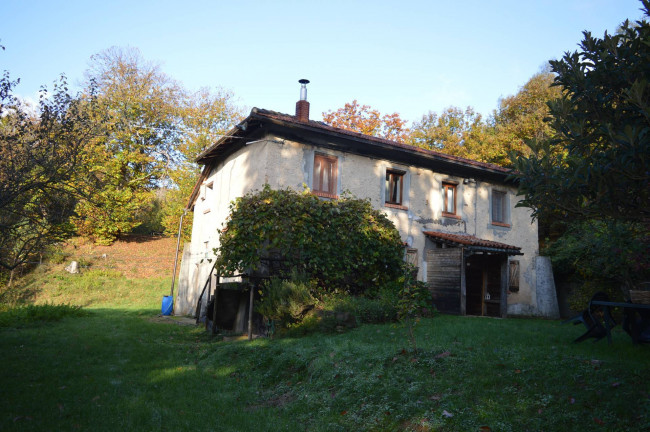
{"left": 217, "top": 185, "right": 404, "bottom": 294}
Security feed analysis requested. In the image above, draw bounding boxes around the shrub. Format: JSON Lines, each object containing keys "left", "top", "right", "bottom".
{"left": 397, "top": 266, "right": 435, "bottom": 354}
{"left": 545, "top": 220, "right": 650, "bottom": 310}
{"left": 255, "top": 272, "right": 318, "bottom": 336}
{"left": 45, "top": 245, "right": 70, "bottom": 265}
{"left": 281, "top": 286, "right": 404, "bottom": 337}
{"left": 216, "top": 185, "right": 404, "bottom": 295}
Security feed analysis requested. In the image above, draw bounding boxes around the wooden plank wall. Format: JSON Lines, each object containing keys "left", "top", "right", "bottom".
{"left": 427, "top": 248, "right": 462, "bottom": 314}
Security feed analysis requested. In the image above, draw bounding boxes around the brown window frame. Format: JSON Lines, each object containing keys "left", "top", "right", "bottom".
{"left": 313, "top": 153, "right": 338, "bottom": 198}
{"left": 492, "top": 190, "right": 510, "bottom": 227}
{"left": 385, "top": 169, "right": 406, "bottom": 208}
{"left": 442, "top": 182, "right": 457, "bottom": 217}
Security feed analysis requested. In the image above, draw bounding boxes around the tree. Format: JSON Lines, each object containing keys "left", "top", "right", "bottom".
{"left": 74, "top": 47, "right": 244, "bottom": 244}
{"left": 72, "top": 47, "right": 184, "bottom": 243}
{"left": 0, "top": 73, "right": 99, "bottom": 276}
{"left": 160, "top": 86, "right": 244, "bottom": 241}
{"left": 410, "top": 72, "right": 561, "bottom": 167}
{"left": 512, "top": 2, "right": 650, "bottom": 296}
{"left": 488, "top": 71, "right": 562, "bottom": 166}
{"left": 512, "top": 5, "right": 650, "bottom": 227}
{"left": 410, "top": 106, "right": 488, "bottom": 159}
{"left": 322, "top": 100, "right": 410, "bottom": 142}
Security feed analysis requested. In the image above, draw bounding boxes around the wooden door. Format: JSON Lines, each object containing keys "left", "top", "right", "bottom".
{"left": 426, "top": 248, "right": 462, "bottom": 314}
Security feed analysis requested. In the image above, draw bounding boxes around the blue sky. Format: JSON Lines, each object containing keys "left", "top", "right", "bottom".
{"left": 2, "top": 0, "right": 644, "bottom": 125}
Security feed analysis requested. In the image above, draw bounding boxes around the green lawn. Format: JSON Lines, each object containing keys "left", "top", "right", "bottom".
{"left": 1, "top": 304, "right": 649, "bottom": 431}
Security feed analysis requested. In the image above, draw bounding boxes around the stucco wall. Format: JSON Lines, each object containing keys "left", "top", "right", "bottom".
{"left": 177, "top": 134, "right": 549, "bottom": 317}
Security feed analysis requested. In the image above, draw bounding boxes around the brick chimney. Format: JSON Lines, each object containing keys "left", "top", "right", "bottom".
{"left": 295, "top": 79, "right": 310, "bottom": 122}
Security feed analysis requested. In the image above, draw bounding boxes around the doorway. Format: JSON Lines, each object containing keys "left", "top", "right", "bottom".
{"left": 465, "top": 254, "right": 505, "bottom": 317}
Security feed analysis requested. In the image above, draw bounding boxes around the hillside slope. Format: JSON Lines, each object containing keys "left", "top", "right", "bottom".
{"left": 2, "top": 235, "right": 180, "bottom": 308}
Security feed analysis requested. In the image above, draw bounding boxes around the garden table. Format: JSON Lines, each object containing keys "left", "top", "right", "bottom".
{"left": 564, "top": 292, "right": 650, "bottom": 344}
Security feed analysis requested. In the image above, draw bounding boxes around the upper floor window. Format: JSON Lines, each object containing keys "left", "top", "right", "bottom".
{"left": 492, "top": 190, "right": 509, "bottom": 226}
{"left": 313, "top": 153, "right": 338, "bottom": 198}
{"left": 385, "top": 169, "right": 405, "bottom": 207}
{"left": 442, "top": 182, "right": 457, "bottom": 216}
{"left": 202, "top": 182, "right": 213, "bottom": 213}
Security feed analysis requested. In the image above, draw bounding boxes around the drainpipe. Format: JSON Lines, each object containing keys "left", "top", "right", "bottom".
{"left": 170, "top": 209, "right": 187, "bottom": 314}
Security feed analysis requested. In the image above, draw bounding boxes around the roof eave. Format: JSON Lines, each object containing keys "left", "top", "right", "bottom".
{"left": 248, "top": 110, "right": 514, "bottom": 181}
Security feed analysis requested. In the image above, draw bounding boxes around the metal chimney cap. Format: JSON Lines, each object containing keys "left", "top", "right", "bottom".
{"left": 299, "top": 79, "right": 310, "bottom": 84}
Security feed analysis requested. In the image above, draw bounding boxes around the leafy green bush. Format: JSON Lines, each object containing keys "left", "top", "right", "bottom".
{"left": 282, "top": 287, "right": 403, "bottom": 337}
{"left": 255, "top": 272, "right": 318, "bottom": 336}
{"left": 545, "top": 220, "right": 650, "bottom": 310}
{"left": 217, "top": 185, "right": 404, "bottom": 294}
{"left": 45, "top": 245, "right": 70, "bottom": 265}
{"left": 0, "top": 303, "right": 89, "bottom": 327}
{"left": 328, "top": 287, "right": 401, "bottom": 324}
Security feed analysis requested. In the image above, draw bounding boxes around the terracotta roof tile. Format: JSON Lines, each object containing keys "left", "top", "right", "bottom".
{"left": 251, "top": 108, "right": 511, "bottom": 174}
{"left": 423, "top": 231, "right": 522, "bottom": 254}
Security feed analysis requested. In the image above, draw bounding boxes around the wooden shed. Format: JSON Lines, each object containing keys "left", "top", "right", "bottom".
{"left": 423, "top": 231, "right": 523, "bottom": 318}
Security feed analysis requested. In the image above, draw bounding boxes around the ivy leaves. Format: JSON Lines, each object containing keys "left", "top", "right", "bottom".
{"left": 217, "top": 185, "right": 404, "bottom": 293}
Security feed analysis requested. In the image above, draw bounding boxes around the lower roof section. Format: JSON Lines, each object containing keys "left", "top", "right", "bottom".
{"left": 423, "top": 231, "right": 523, "bottom": 256}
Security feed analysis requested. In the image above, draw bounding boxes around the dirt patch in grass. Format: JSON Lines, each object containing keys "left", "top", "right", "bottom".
{"left": 61, "top": 235, "right": 179, "bottom": 279}
{"left": 247, "top": 392, "right": 296, "bottom": 411}
{"left": 149, "top": 315, "right": 197, "bottom": 326}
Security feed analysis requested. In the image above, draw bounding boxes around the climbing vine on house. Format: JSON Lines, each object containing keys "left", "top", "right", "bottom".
{"left": 216, "top": 185, "right": 404, "bottom": 294}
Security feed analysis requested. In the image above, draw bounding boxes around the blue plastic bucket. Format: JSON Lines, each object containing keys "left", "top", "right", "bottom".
{"left": 161, "top": 295, "right": 173, "bottom": 316}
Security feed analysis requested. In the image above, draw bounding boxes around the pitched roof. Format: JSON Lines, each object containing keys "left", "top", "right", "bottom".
{"left": 196, "top": 108, "right": 511, "bottom": 175}
{"left": 254, "top": 108, "right": 511, "bottom": 174}
{"left": 423, "top": 231, "right": 523, "bottom": 255}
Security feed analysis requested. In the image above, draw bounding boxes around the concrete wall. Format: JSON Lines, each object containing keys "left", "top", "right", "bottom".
{"left": 177, "top": 133, "right": 553, "bottom": 317}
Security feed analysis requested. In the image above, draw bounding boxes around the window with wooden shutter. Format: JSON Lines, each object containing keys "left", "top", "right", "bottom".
{"left": 405, "top": 248, "right": 418, "bottom": 266}
{"left": 509, "top": 260, "right": 520, "bottom": 292}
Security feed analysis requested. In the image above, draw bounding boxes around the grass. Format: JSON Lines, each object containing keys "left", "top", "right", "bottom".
{"left": 0, "top": 303, "right": 89, "bottom": 328}
{"left": 2, "top": 310, "right": 649, "bottom": 431}
{"left": 1, "top": 237, "right": 649, "bottom": 431}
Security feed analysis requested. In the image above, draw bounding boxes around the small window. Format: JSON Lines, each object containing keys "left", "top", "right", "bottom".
{"left": 203, "top": 182, "right": 213, "bottom": 213}
{"left": 385, "top": 170, "right": 405, "bottom": 207}
{"left": 405, "top": 248, "right": 418, "bottom": 267}
{"left": 442, "top": 182, "right": 457, "bottom": 216}
{"left": 492, "top": 190, "right": 509, "bottom": 226}
{"left": 509, "top": 260, "right": 520, "bottom": 292}
{"left": 313, "top": 154, "right": 338, "bottom": 198}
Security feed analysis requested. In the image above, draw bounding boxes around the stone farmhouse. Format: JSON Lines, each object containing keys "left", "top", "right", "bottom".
{"left": 174, "top": 81, "right": 558, "bottom": 326}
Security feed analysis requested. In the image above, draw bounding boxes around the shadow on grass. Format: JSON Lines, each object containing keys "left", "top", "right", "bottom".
{"left": 1, "top": 311, "right": 649, "bottom": 432}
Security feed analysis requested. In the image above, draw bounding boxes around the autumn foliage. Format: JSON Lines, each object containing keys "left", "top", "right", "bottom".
{"left": 322, "top": 100, "right": 410, "bottom": 142}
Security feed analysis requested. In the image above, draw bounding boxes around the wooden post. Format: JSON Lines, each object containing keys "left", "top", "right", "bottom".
{"left": 500, "top": 258, "right": 508, "bottom": 318}
{"left": 460, "top": 249, "right": 467, "bottom": 315}
{"left": 248, "top": 286, "right": 254, "bottom": 341}
{"left": 204, "top": 276, "right": 212, "bottom": 331}
{"left": 481, "top": 268, "right": 488, "bottom": 317}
